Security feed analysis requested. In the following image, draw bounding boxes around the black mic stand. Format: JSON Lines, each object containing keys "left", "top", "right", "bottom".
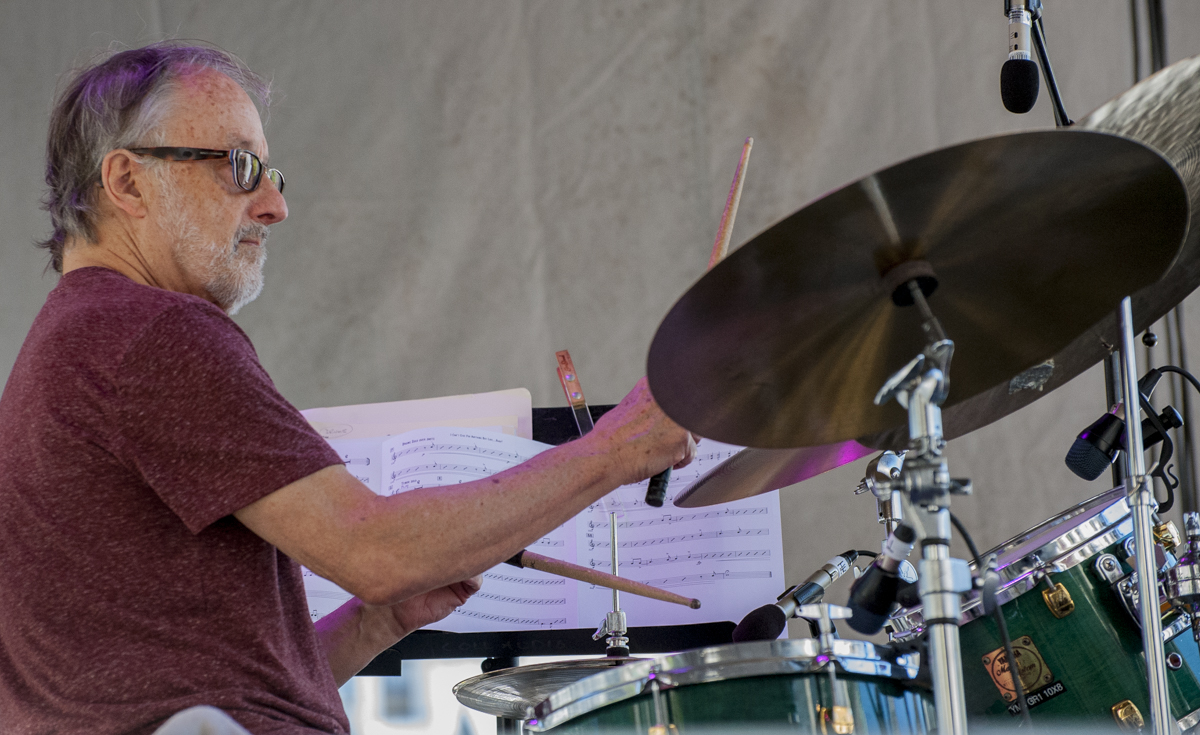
{"left": 1006, "top": 0, "right": 1073, "bottom": 126}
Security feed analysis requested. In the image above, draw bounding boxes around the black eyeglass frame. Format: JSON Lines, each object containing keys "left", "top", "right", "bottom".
{"left": 127, "top": 147, "right": 285, "bottom": 194}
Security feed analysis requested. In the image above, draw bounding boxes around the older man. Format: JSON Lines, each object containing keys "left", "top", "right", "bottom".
{"left": 0, "top": 43, "right": 694, "bottom": 735}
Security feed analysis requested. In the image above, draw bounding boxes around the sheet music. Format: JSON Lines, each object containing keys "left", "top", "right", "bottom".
{"left": 578, "top": 442, "right": 784, "bottom": 628}
{"left": 302, "top": 428, "right": 785, "bottom": 634}
{"left": 380, "top": 428, "right": 578, "bottom": 631}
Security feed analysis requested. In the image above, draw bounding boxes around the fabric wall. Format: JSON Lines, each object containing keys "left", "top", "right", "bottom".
{"left": 5, "top": 1, "right": 1200, "bottom": 629}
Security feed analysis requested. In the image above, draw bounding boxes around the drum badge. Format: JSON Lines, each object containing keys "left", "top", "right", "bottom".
{"left": 981, "top": 636, "right": 1054, "bottom": 702}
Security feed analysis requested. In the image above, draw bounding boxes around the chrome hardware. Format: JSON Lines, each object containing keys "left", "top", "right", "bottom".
{"left": 1095, "top": 553, "right": 1125, "bottom": 584}
{"left": 1167, "top": 652, "right": 1184, "bottom": 671}
{"left": 797, "top": 604, "right": 855, "bottom": 735}
{"left": 592, "top": 610, "right": 628, "bottom": 649}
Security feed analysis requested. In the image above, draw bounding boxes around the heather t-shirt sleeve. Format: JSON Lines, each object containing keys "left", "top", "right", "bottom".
{"left": 112, "top": 302, "right": 341, "bottom": 533}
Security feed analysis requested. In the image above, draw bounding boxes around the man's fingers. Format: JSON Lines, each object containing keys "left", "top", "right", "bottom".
{"left": 672, "top": 433, "right": 697, "bottom": 470}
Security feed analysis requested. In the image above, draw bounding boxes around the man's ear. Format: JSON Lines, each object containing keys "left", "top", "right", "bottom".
{"left": 99, "top": 149, "right": 150, "bottom": 219}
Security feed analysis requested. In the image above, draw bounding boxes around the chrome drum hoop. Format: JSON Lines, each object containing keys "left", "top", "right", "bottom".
{"left": 891, "top": 486, "right": 1132, "bottom": 636}
{"left": 528, "top": 638, "right": 922, "bottom": 731}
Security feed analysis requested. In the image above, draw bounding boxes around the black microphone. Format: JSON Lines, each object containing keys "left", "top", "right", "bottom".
{"left": 847, "top": 524, "right": 918, "bottom": 635}
{"left": 1001, "top": 2, "right": 1040, "bottom": 113}
{"left": 1065, "top": 405, "right": 1183, "bottom": 481}
{"left": 732, "top": 550, "right": 858, "bottom": 643}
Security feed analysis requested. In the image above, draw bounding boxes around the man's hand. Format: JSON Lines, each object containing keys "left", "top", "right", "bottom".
{"left": 317, "top": 575, "right": 483, "bottom": 686}
{"left": 590, "top": 377, "right": 697, "bottom": 487}
{"left": 372, "top": 575, "right": 483, "bottom": 640}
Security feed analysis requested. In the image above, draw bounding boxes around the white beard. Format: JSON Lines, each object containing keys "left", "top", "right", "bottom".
{"left": 156, "top": 176, "right": 269, "bottom": 315}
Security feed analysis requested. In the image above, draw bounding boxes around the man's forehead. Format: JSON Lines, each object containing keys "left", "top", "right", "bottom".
{"left": 161, "top": 68, "right": 267, "bottom": 152}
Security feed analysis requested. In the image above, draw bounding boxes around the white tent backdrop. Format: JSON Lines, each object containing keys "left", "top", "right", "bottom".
{"left": 5, "top": 1, "right": 1200, "bottom": 631}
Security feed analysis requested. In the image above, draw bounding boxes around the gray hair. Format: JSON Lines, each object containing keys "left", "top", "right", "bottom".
{"left": 40, "top": 41, "right": 270, "bottom": 273}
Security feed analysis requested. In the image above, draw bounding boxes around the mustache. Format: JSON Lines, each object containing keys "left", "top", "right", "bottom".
{"left": 235, "top": 222, "right": 271, "bottom": 246}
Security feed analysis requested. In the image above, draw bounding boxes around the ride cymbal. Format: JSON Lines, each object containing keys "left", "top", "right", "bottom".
{"left": 648, "top": 130, "right": 1187, "bottom": 450}
{"left": 674, "top": 442, "right": 874, "bottom": 508}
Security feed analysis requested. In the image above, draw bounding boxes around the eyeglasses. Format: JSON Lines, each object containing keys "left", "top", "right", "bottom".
{"left": 127, "top": 147, "right": 285, "bottom": 194}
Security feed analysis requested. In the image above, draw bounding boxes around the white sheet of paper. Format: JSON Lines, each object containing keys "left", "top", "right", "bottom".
{"left": 300, "top": 387, "right": 532, "bottom": 441}
{"left": 302, "top": 428, "right": 786, "bottom": 634}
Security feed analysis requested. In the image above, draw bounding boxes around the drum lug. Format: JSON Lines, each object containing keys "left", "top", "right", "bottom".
{"left": 1156, "top": 521, "right": 1183, "bottom": 555}
{"left": 1112, "top": 699, "right": 1146, "bottom": 732}
{"left": 1041, "top": 580, "right": 1075, "bottom": 619}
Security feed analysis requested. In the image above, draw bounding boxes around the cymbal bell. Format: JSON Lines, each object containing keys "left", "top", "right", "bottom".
{"left": 648, "top": 130, "right": 1187, "bottom": 450}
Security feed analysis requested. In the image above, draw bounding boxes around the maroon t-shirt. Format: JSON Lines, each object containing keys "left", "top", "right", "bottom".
{"left": 0, "top": 267, "right": 348, "bottom": 734}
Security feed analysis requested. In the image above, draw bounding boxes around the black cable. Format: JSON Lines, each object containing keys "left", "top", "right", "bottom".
{"left": 1160, "top": 366, "right": 1200, "bottom": 396}
{"left": 950, "top": 512, "right": 1032, "bottom": 727}
{"left": 855, "top": 550, "right": 879, "bottom": 559}
{"left": 1130, "top": 0, "right": 1142, "bottom": 83}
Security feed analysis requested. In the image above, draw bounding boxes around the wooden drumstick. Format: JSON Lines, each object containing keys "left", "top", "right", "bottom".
{"left": 708, "top": 137, "right": 753, "bottom": 270}
{"left": 505, "top": 549, "right": 701, "bottom": 609}
{"left": 645, "top": 138, "right": 755, "bottom": 508}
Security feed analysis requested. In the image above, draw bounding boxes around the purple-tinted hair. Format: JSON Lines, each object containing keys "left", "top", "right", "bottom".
{"left": 39, "top": 41, "right": 270, "bottom": 273}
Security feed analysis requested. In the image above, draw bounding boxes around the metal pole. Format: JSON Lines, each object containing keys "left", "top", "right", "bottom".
{"left": 1106, "top": 352, "right": 1127, "bottom": 490}
{"left": 609, "top": 511, "right": 620, "bottom": 612}
{"left": 1120, "top": 297, "right": 1173, "bottom": 735}
{"left": 919, "top": 507, "right": 969, "bottom": 735}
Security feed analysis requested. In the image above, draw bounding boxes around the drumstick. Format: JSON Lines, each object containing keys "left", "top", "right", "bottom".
{"left": 708, "top": 137, "right": 753, "bottom": 269}
{"left": 646, "top": 138, "right": 754, "bottom": 508}
{"left": 506, "top": 549, "right": 701, "bottom": 609}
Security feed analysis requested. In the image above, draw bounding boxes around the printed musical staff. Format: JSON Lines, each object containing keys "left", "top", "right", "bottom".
{"left": 587, "top": 527, "right": 769, "bottom": 550}
{"left": 586, "top": 506, "right": 768, "bottom": 530}
{"left": 453, "top": 609, "right": 568, "bottom": 628}
{"left": 476, "top": 592, "right": 568, "bottom": 606}
{"left": 640, "top": 570, "right": 773, "bottom": 588}
{"left": 586, "top": 549, "right": 771, "bottom": 570}
{"left": 484, "top": 572, "right": 566, "bottom": 586}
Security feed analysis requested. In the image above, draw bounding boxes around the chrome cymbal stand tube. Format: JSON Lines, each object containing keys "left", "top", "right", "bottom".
{"left": 873, "top": 282, "right": 972, "bottom": 735}
{"left": 1120, "top": 296, "right": 1173, "bottom": 735}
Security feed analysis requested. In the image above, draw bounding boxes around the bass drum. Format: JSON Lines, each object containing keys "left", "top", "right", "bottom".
{"left": 526, "top": 638, "right": 935, "bottom": 733}
{"left": 890, "top": 486, "right": 1200, "bottom": 729}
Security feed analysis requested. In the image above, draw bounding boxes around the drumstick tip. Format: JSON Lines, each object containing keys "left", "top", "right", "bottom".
{"left": 689, "top": 598, "right": 701, "bottom": 609}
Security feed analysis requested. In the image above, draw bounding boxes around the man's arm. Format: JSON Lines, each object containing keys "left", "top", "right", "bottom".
{"left": 234, "top": 379, "right": 694, "bottom": 606}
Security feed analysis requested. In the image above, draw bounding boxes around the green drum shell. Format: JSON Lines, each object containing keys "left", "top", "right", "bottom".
{"left": 955, "top": 558, "right": 1200, "bottom": 724}
{"left": 543, "top": 672, "right": 935, "bottom": 734}
{"left": 891, "top": 487, "right": 1200, "bottom": 727}
{"left": 530, "top": 639, "right": 936, "bottom": 734}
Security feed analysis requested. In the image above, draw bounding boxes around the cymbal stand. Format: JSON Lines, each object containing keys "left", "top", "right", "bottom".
{"left": 1119, "top": 296, "right": 1173, "bottom": 735}
{"left": 873, "top": 281, "right": 972, "bottom": 735}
